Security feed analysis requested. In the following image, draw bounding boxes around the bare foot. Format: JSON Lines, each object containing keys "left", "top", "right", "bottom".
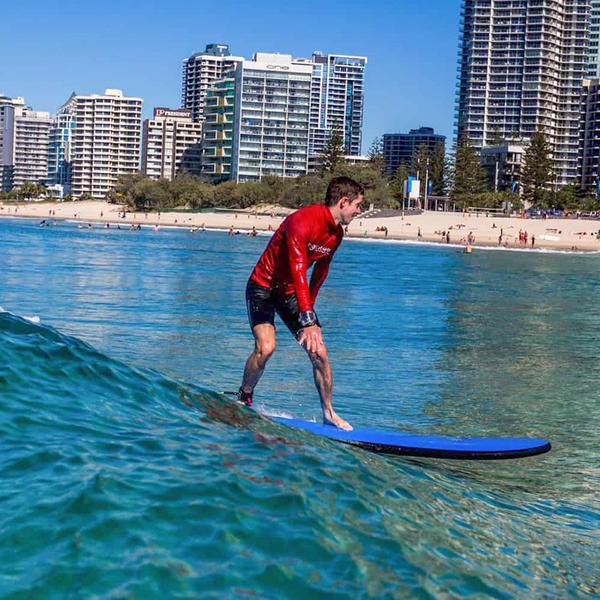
{"left": 323, "top": 411, "right": 353, "bottom": 431}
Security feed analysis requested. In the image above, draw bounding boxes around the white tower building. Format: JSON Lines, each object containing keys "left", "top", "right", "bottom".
{"left": 456, "top": 0, "right": 590, "bottom": 186}
{"left": 69, "top": 89, "right": 142, "bottom": 198}
{"left": 0, "top": 97, "right": 52, "bottom": 192}
{"left": 230, "top": 53, "right": 312, "bottom": 182}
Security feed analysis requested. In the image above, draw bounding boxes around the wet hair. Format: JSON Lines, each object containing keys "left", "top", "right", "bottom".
{"left": 324, "top": 176, "right": 364, "bottom": 206}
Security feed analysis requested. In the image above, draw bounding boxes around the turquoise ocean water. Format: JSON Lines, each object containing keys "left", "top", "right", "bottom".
{"left": 0, "top": 217, "right": 598, "bottom": 598}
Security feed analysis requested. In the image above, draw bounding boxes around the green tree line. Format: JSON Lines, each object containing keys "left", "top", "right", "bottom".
{"left": 111, "top": 135, "right": 453, "bottom": 212}
{"left": 450, "top": 130, "right": 600, "bottom": 211}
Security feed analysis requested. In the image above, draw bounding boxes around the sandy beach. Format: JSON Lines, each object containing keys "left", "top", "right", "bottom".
{"left": 2, "top": 200, "right": 600, "bottom": 252}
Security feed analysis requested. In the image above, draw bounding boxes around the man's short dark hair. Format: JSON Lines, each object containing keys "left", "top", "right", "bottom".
{"left": 324, "top": 176, "right": 364, "bottom": 206}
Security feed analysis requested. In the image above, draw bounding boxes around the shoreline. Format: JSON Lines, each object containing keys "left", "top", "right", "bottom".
{"left": 2, "top": 200, "right": 600, "bottom": 253}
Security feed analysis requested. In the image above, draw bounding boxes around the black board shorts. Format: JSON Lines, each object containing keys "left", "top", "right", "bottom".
{"left": 246, "top": 279, "right": 320, "bottom": 339}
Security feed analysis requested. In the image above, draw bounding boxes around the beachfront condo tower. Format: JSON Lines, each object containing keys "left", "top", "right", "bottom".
{"left": 456, "top": 0, "right": 589, "bottom": 186}
{"left": 201, "top": 78, "right": 236, "bottom": 182}
{"left": 181, "top": 44, "right": 243, "bottom": 125}
{"left": 229, "top": 53, "right": 312, "bottom": 182}
{"left": 0, "top": 96, "right": 52, "bottom": 192}
{"left": 47, "top": 94, "right": 76, "bottom": 196}
{"left": 142, "top": 108, "right": 203, "bottom": 180}
{"left": 67, "top": 89, "right": 142, "bottom": 199}
{"left": 305, "top": 52, "right": 367, "bottom": 157}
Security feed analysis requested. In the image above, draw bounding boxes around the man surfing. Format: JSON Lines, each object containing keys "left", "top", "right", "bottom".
{"left": 237, "top": 176, "right": 364, "bottom": 431}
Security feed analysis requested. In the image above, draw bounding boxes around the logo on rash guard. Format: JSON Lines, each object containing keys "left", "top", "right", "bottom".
{"left": 307, "top": 242, "right": 331, "bottom": 255}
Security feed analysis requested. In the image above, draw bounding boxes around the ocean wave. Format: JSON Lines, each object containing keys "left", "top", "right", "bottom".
{"left": 0, "top": 311, "right": 597, "bottom": 597}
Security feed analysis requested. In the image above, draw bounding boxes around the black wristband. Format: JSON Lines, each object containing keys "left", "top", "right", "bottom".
{"left": 299, "top": 310, "right": 317, "bottom": 328}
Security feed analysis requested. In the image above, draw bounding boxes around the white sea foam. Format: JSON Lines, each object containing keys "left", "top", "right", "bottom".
{"left": 0, "top": 306, "right": 40, "bottom": 322}
{"left": 262, "top": 408, "right": 318, "bottom": 423}
{"left": 262, "top": 408, "right": 296, "bottom": 420}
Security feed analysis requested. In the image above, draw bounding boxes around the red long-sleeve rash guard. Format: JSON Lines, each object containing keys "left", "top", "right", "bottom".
{"left": 250, "top": 204, "right": 343, "bottom": 312}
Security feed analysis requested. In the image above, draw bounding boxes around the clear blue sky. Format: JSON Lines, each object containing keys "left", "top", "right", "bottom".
{"left": 1, "top": 0, "right": 461, "bottom": 151}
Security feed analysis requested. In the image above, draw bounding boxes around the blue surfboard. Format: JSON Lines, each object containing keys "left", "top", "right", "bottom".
{"left": 272, "top": 417, "right": 551, "bottom": 460}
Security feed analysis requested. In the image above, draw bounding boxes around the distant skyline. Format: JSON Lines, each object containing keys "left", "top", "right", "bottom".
{"left": 1, "top": 0, "right": 461, "bottom": 151}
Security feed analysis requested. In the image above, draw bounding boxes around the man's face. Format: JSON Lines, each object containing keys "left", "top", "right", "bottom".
{"left": 340, "top": 195, "right": 364, "bottom": 225}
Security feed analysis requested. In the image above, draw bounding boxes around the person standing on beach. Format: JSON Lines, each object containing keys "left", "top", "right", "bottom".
{"left": 236, "top": 176, "right": 364, "bottom": 431}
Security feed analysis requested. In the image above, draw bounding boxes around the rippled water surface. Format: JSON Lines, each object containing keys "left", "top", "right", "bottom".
{"left": 0, "top": 217, "right": 598, "bottom": 598}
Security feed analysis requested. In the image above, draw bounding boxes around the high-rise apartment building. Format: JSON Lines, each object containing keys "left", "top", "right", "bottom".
{"left": 0, "top": 99, "right": 52, "bottom": 192}
{"left": 69, "top": 89, "right": 142, "bottom": 199}
{"left": 0, "top": 95, "right": 26, "bottom": 189}
{"left": 230, "top": 53, "right": 312, "bottom": 182}
{"left": 589, "top": 1, "right": 600, "bottom": 78}
{"left": 47, "top": 93, "right": 76, "bottom": 193}
{"left": 306, "top": 52, "right": 367, "bottom": 156}
{"left": 182, "top": 45, "right": 367, "bottom": 172}
{"left": 201, "top": 78, "right": 236, "bottom": 182}
{"left": 142, "top": 108, "right": 202, "bottom": 180}
{"left": 181, "top": 44, "right": 243, "bottom": 124}
{"left": 383, "top": 127, "right": 446, "bottom": 175}
{"left": 456, "top": 0, "right": 589, "bottom": 186}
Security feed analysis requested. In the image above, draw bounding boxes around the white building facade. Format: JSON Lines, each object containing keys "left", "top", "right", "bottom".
{"left": 456, "top": 0, "right": 589, "bottom": 186}
{"left": 230, "top": 53, "right": 312, "bottom": 182}
{"left": 69, "top": 89, "right": 142, "bottom": 199}
{"left": 0, "top": 98, "right": 52, "bottom": 192}
{"left": 142, "top": 108, "right": 203, "bottom": 180}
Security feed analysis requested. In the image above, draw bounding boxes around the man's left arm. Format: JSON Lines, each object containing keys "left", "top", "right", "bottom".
{"left": 309, "top": 232, "right": 342, "bottom": 305}
{"left": 309, "top": 255, "right": 332, "bottom": 306}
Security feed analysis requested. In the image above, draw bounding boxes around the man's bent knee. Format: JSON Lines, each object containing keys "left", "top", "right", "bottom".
{"left": 255, "top": 339, "right": 276, "bottom": 362}
{"left": 252, "top": 324, "right": 276, "bottom": 363}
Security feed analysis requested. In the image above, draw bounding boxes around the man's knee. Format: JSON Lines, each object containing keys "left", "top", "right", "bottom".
{"left": 255, "top": 338, "right": 276, "bottom": 363}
